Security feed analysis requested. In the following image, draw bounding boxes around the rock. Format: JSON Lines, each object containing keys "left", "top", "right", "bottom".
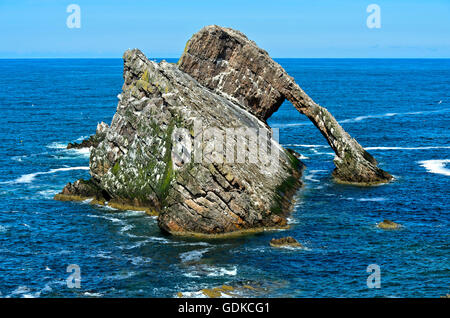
{"left": 441, "top": 294, "right": 450, "bottom": 298}
{"left": 54, "top": 178, "right": 107, "bottom": 202}
{"left": 178, "top": 284, "right": 257, "bottom": 298}
{"left": 201, "top": 285, "right": 235, "bottom": 298}
{"left": 57, "top": 47, "right": 304, "bottom": 237}
{"left": 270, "top": 236, "right": 303, "bottom": 248}
{"left": 178, "top": 25, "right": 392, "bottom": 185}
{"left": 377, "top": 219, "right": 401, "bottom": 230}
{"left": 67, "top": 123, "right": 108, "bottom": 149}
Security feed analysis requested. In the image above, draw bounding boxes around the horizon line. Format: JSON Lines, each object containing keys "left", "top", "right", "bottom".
{"left": 1, "top": 57, "right": 450, "bottom": 60}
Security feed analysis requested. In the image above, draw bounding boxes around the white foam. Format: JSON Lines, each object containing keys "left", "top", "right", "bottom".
{"left": 340, "top": 108, "right": 450, "bottom": 124}
{"left": 38, "top": 189, "right": 59, "bottom": 199}
{"left": 282, "top": 144, "right": 328, "bottom": 148}
{"left": 304, "top": 169, "right": 327, "bottom": 183}
{"left": 271, "top": 122, "right": 309, "bottom": 128}
{"left": 366, "top": 146, "right": 450, "bottom": 151}
{"left": 130, "top": 256, "right": 152, "bottom": 266}
{"left": 46, "top": 142, "right": 67, "bottom": 150}
{"left": 66, "top": 147, "right": 91, "bottom": 158}
{"left": 180, "top": 248, "right": 210, "bottom": 263}
{"left": 304, "top": 175, "right": 320, "bottom": 183}
{"left": 83, "top": 292, "right": 103, "bottom": 297}
{"left": 86, "top": 214, "right": 124, "bottom": 224}
{"left": 4, "top": 166, "right": 89, "bottom": 184}
{"left": 357, "top": 197, "right": 387, "bottom": 202}
{"left": 183, "top": 272, "right": 202, "bottom": 278}
{"left": 418, "top": 159, "right": 450, "bottom": 176}
{"left": 206, "top": 266, "right": 237, "bottom": 277}
{"left": 340, "top": 112, "right": 397, "bottom": 123}
{"left": 76, "top": 135, "right": 90, "bottom": 142}
{"left": 177, "top": 291, "right": 207, "bottom": 298}
{"left": 119, "top": 224, "right": 134, "bottom": 235}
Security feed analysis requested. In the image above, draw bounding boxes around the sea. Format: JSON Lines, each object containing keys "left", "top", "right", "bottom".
{"left": 0, "top": 58, "right": 448, "bottom": 298}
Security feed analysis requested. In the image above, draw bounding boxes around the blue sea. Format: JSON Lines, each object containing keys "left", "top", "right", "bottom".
{"left": 0, "top": 58, "right": 448, "bottom": 298}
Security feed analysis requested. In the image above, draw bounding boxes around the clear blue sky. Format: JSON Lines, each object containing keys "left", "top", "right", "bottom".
{"left": 1, "top": 0, "right": 449, "bottom": 58}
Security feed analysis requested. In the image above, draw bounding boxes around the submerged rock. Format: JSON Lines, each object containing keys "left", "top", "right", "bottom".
{"left": 377, "top": 219, "right": 401, "bottom": 230}
{"left": 270, "top": 236, "right": 303, "bottom": 248}
{"left": 178, "top": 25, "right": 392, "bottom": 185}
{"left": 177, "top": 283, "right": 266, "bottom": 298}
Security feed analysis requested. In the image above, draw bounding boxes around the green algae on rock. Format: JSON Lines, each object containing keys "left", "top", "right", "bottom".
{"left": 56, "top": 48, "right": 304, "bottom": 236}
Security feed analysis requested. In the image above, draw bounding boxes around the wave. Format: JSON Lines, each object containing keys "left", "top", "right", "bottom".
{"left": 418, "top": 159, "right": 450, "bottom": 176}
{"left": 66, "top": 147, "right": 91, "bottom": 157}
{"left": 46, "top": 142, "right": 67, "bottom": 150}
{"left": 38, "top": 189, "right": 59, "bottom": 199}
{"left": 366, "top": 146, "right": 450, "bottom": 151}
{"left": 340, "top": 112, "right": 397, "bottom": 123}
{"left": 130, "top": 256, "right": 152, "bottom": 266}
{"left": 343, "top": 197, "right": 386, "bottom": 202}
{"left": 271, "top": 122, "right": 309, "bottom": 128}
{"left": 341, "top": 108, "right": 450, "bottom": 124}
{"left": 83, "top": 292, "right": 103, "bottom": 297}
{"left": 0, "top": 225, "right": 9, "bottom": 233}
{"left": 1, "top": 166, "right": 89, "bottom": 184}
{"left": 47, "top": 140, "right": 91, "bottom": 159}
{"left": 180, "top": 248, "right": 210, "bottom": 263}
{"left": 357, "top": 197, "right": 387, "bottom": 202}
{"left": 283, "top": 144, "right": 328, "bottom": 148}
{"left": 304, "top": 169, "right": 327, "bottom": 183}
{"left": 206, "top": 266, "right": 237, "bottom": 277}
{"left": 274, "top": 108, "right": 450, "bottom": 128}
{"left": 86, "top": 214, "right": 124, "bottom": 224}
{"left": 283, "top": 144, "right": 450, "bottom": 153}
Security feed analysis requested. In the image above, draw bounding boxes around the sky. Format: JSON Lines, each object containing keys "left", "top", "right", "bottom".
{"left": 0, "top": 0, "right": 449, "bottom": 58}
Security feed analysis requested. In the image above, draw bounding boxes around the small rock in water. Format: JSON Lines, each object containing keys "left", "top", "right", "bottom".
{"left": 377, "top": 219, "right": 401, "bottom": 230}
{"left": 270, "top": 236, "right": 303, "bottom": 248}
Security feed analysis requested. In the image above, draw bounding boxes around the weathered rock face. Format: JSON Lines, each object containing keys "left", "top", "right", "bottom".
{"left": 178, "top": 25, "right": 392, "bottom": 185}
{"left": 63, "top": 48, "right": 304, "bottom": 236}
{"left": 67, "top": 122, "right": 109, "bottom": 149}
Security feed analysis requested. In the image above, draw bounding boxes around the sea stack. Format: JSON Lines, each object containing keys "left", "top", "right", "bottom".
{"left": 56, "top": 25, "right": 392, "bottom": 237}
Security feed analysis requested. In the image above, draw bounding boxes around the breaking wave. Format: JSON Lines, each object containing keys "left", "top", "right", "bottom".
{"left": 418, "top": 159, "right": 450, "bottom": 176}
{"left": 1, "top": 166, "right": 89, "bottom": 184}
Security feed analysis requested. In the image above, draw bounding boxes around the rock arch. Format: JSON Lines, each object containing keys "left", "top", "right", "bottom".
{"left": 178, "top": 25, "right": 392, "bottom": 184}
